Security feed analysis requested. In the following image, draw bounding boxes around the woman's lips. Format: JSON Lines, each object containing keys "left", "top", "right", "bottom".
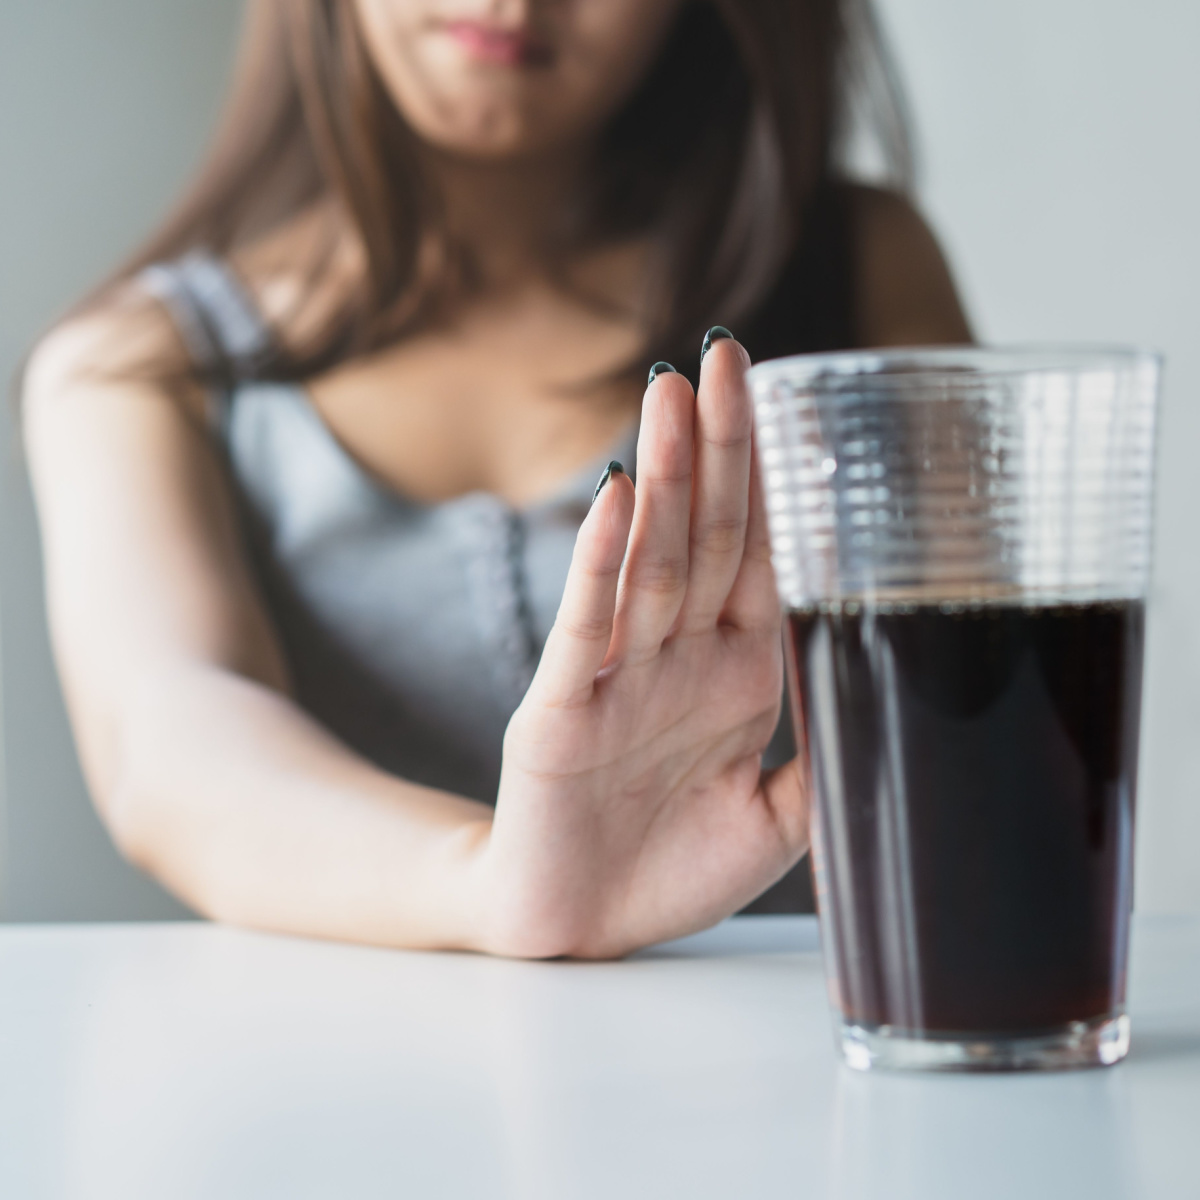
{"left": 440, "top": 20, "right": 553, "bottom": 67}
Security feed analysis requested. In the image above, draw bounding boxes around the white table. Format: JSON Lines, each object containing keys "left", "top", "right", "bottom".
{"left": 1, "top": 916, "right": 1197, "bottom": 1199}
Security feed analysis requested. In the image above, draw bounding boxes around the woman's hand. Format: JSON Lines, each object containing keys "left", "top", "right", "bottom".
{"left": 470, "top": 335, "right": 808, "bottom": 959}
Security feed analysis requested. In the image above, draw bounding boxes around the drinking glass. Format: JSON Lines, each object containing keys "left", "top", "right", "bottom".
{"left": 748, "top": 347, "right": 1160, "bottom": 1071}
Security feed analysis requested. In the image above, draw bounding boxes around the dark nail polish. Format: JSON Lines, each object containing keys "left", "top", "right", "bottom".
{"left": 591, "top": 460, "right": 625, "bottom": 506}
{"left": 647, "top": 361, "right": 677, "bottom": 386}
{"left": 700, "top": 326, "right": 734, "bottom": 363}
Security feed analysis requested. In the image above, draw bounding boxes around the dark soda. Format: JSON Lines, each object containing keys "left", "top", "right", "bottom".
{"left": 786, "top": 600, "right": 1144, "bottom": 1036}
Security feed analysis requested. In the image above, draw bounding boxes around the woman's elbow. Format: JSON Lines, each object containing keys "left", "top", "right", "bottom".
{"left": 90, "top": 684, "right": 222, "bottom": 921}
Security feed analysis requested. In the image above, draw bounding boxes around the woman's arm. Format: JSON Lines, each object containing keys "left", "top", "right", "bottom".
{"left": 23, "top": 303, "right": 492, "bottom": 950}
{"left": 24, "top": 302, "right": 806, "bottom": 960}
{"left": 22, "top": 196, "right": 970, "bottom": 958}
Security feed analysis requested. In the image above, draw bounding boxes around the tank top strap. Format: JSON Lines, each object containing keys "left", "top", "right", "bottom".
{"left": 139, "top": 251, "right": 273, "bottom": 426}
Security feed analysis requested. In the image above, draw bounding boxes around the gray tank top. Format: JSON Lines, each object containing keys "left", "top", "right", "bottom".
{"left": 142, "top": 253, "right": 638, "bottom": 803}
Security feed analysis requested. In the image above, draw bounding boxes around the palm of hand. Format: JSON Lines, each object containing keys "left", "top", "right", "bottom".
{"left": 480, "top": 340, "right": 808, "bottom": 959}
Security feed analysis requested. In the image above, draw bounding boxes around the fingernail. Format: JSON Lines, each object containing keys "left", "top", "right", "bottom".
{"left": 700, "top": 326, "right": 734, "bottom": 363}
{"left": 591, "top": 460, "right": 624, "bottom": 506}
{"left": 647, "top": 361, "right": 677, "bottom": 386}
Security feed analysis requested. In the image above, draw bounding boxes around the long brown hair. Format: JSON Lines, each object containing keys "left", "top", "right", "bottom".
{"left": 99, "top": 0, "right": 913, "bottom": 383}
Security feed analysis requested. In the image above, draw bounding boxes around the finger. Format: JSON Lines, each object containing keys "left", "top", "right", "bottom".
{"left": 609, "top": 367, "right": 696, "bottom": 661}
{"left": 722, "top": 434, "right": 783, "bottom": 630}
{"left": 678, "top": 332, "right": 753, "bottom": 632}
{"left": 529, "top": 467, "right": 635, "bottom": 708}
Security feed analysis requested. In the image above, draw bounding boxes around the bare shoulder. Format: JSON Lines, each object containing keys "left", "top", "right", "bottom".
{"left": 22, "top": 286, "right": 208, "bottom": 431}
{"left": 845, "top": 184, "right": 973, "bottom": 348}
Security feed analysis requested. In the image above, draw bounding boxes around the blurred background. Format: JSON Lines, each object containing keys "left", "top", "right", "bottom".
{"left": 2, "top": 0, "right": 1198, "bottom": 920}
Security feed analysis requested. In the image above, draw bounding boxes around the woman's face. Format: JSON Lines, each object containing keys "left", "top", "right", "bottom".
{"left": 353, "top": 0, "right": 687, "bottom": 159}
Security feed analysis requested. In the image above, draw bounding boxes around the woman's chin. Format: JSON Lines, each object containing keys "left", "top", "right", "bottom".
{"left": 409, "top": 111, "right": 574, "bottom": 164}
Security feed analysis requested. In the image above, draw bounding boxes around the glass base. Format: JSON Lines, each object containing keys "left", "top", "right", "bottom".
{"left": 840, "top": 1012, "right": 1129, "bottom": 1073}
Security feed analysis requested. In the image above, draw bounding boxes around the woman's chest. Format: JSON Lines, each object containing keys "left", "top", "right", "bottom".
{"left": 222, "top": 379, "right": 639, "bottom": 796}
{"left": 305, "top": 285, "right": 645, "bottom": 507}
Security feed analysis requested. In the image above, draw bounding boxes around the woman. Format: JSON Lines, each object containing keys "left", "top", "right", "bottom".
{"left": 22, "top": 0, "right": 970, "bottom": 957}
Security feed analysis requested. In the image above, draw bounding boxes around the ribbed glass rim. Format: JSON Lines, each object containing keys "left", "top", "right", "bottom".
{"left": 747, "top": 344, "right": 1163, "bottom": 390}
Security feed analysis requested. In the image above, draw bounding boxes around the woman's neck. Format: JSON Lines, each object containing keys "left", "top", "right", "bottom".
{"left": 421, "top": 146, "right": 587, "bottom": 286}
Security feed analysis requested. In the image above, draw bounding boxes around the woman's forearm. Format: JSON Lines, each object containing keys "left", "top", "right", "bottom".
{"left": 22, "top": 328, "right": 494, "bottom": 952}
{"left": 110, "top": 660, "right": 494, "bottom": 950}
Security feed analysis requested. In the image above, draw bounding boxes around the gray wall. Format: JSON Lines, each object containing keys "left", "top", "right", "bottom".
{"left": 0, "top": 1, "right": 243, "bottom": 918}
{"left": 1, "top": 1, "right": 1197, "bottom": 918}
{"left": 878, "top": 0, "right": 1200, "bottom": 913}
